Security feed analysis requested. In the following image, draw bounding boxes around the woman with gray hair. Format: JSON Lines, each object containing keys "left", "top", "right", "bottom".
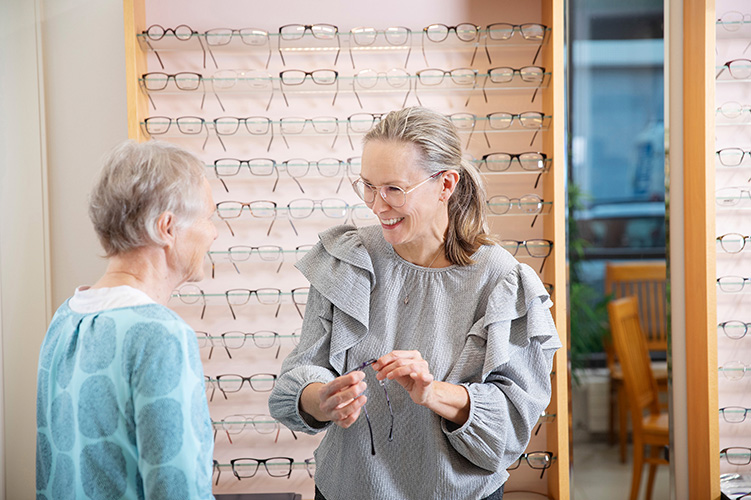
{"left": 270, "top": 107, "right": 562, "bottom": 500}
{"left": 36, "top": 140, "right": 217, "bottom": 499}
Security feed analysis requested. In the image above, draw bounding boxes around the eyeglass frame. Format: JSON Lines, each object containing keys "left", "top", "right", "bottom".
{"left": 279, "top": 69, "right": 339, "bottom": 106}
{"left": 217, "top": 413, "right": 297, "bottom": 444}
{"left": 230, "top": 456, "right": 294, "bottom": 479}
{"left": 142, "top": 116, "right": 210, "bottom": 150}
{"left": 483, "top": 66, "right": 546, "bottom": 103}
{"left": 720, "top": 361, "right": 751, "bottom": 380}
{"left": 421, "top": 23, "right": 480, "bottom": 66}
{"left": 487, "top": 194, "right": 544, "bottom": 228}
{"left": 344, "top": 358, "right": 395, "bottom": 455}
{"left": 484, "top": 111, "right": 545, "bottom": 148}
{"left": 212, "top": 116, "right": 275, "bottom": 152}
{"left": 292, "top": 287, "right": 309, "bottom": 319}
{"left": 352, "top": 68, "right": 412, "bottom": 109}
{"left": 352, "top": 170, "right": 446, "bottom": 208}
{"left": 214, "top": 373, "right": 278, "bottom": 399}
{"left": 216, "top": 200, "right": 277, "bottom": 237}
{"left": 227, "top": 244, "right": 284, "bottom": 274}
{"left": 347, "top": 112, "right": 386, "bottom": 149}
{"left": 484, "top": 23, "right": 547, "bottom": 65}
{"left": 717, "top": 58, "right": 751, "bottom": 80}
{"left": 204, "top": 28, "right": 272, "bottom": 69}
{"left": 717, "top": 275, "right": 751, "bottom": 293}
{"left": 174, "top": 284, "right": 206, "bottom": 319}
{"left": 279, "top": 116, "right": 340, "bottom": 149}
{"left": 717, "top": 148, "right": 751, "bottom": 167}
{"left": 718, "top": 320, "right": 751, "bottom": 339}
{"left": 140, "top": 72, "right": 207, "bottom": 111}
{"left": 348, "top": 26, "right": 412, "bottom": 68}
{"left": 500, "top": 239, "right": 553, "bottom": 273}
{"left": 721, "top": 447, "right": 751, "bottom": 466}
{"left": 277, "top": 24, "right": 340, "bottom": 66}
{"left": 716, "top": 233, "right": 751, "bottom": 253}
{"left": 286, "top": 198, "right": 350, "bottom": 236}
{"left": 225, "top": 288, "right": 282, "bottom": 320}
{"left": 719, "top": 406, "right": 751, "bottom": 423}
{"left": 219, "top": 330, "right": 281, "bottom": 359}
{"left": 507, "top": 451, "right": 555, "bottom": 478}
{"left": 141, "top": 24, "right": 207, "bottom": 70}
{"left": 415, "top": 67, "right": 478, "bottom": 107}
{"left": 209, "top": 69, "right": 274, "bottom": 112}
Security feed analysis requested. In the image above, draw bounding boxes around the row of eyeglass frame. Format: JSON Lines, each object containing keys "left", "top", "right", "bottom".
{"left": 139, "top": 66, "right": 548, "bottom": 111}
{"left": 140, "top": 23, "right": 549, "bottom": 70}
{"left": 140, "top": 111, "right": 548, "bottom": 151}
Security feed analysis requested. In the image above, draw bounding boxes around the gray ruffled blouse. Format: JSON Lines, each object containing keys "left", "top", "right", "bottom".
{"left": 269, "top": 225, "right": 562, "bottom": 500}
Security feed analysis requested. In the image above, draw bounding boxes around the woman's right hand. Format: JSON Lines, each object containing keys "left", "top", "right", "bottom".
{"left": 300, "top": 372, "right": 368, "bottom": 428}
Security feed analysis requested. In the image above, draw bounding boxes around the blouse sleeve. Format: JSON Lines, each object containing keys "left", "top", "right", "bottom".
{"left": 440, "top": 263, "right": 562, "bottom": 472}
{"left": 268, "top": 224, "right": 376, "bottom": 434}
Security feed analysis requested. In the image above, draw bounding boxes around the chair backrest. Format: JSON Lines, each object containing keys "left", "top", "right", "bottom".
{"left": 604, "top": 260, "right": 667, "bottom": 352}
{"left": 608, "top": 296, "right": 661, "bottom": 423}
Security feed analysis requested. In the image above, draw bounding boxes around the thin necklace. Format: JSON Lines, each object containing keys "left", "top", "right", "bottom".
{"left": 403, "top": 247, "right": 443, "bottom": 305}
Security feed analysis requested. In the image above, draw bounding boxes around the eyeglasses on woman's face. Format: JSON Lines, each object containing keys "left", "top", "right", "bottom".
{"left": 352, "top": 170, "right": 445, "bottom": 208}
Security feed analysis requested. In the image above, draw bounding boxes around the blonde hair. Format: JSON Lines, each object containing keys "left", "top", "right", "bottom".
{"left": 89, "top": 140, "right": 206, "bottom": 257}
{"left": 363, "top": 106, "right": 494, "bottom": 266}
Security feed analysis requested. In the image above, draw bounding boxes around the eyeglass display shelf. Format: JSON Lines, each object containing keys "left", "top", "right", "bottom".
{"left": 139, "top": 116, "right": 552, "bottom": 142}
{"left": 716, "top": 77, "right": 751, "bottom": 84}
{"left": 205, "top": 159, "right": 552, "bottom": 178}
{"left": 135, "top": 28, "right": 551, "bottom": 55}
{"left": 212, "top": 460, "right": 313, "bottom": 469}
{"left": 139, "top": 72, "right": 552, "bottom": 96}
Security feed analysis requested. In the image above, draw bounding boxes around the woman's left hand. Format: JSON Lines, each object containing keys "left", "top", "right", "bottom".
{"left": 373, "top": 350, "right": 435, "bottom": 406}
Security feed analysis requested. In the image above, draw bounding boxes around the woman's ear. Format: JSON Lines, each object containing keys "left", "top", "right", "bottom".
{"left": 440, "top": 170, "right": 461, "bottom": 202}
{"left": 156, "top": 211, "right": 176, "bottom": 248}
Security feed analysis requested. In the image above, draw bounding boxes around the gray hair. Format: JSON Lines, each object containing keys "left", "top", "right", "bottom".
{"left": 89, "top": 140, "right": 206, "bottom": 257}
{"left": 363, "top": 106, "right": 494, "bottom": 266}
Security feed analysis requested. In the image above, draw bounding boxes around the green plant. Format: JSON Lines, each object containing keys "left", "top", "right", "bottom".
{"left": 567, "top": 183, "right": 611, "bottom": 383}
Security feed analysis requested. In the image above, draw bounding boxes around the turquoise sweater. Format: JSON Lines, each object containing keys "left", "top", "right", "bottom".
{"left": 36, "top": 300, "right": 214, "bottom": 499}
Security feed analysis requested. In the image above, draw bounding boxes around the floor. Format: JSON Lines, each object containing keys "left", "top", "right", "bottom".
{"left": 572, "top": 431, "right": 671, "bottom": 500}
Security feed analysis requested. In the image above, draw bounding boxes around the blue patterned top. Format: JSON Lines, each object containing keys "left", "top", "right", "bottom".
{"left": 36, "top": 291, "right": 215, "bottom": 499}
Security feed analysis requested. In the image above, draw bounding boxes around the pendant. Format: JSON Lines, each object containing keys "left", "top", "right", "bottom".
{"left": 404, "top": 295, "right": 409, "bottom": 305}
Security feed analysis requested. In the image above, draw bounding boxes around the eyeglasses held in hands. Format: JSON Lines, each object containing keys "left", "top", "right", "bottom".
{"left": 344, "top": 359, "right": 395, "bottom": 456}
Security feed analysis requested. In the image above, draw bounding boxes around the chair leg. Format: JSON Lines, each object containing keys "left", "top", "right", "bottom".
{"left": 609, "top": 382, "right": 616, "bottom": 445}
{"left": 630, "top": 436, "right": 645, "bottom": 500}
{"left": 645, "top": 446, "right": 661, "bottom": 500}
{"left": 618, "top": 386, "right": 628, "bottom": 463}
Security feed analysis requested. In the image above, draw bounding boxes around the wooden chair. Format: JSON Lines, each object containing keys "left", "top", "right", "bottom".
{"left": 608, "top": 297, "right": 669, "bottom": 500}
{"left": 604, "top": 261, "right": 668, "bottom": 463}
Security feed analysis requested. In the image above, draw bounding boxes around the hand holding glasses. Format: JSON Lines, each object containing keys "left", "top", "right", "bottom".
{"left": 344, "top": 359, "right": 395, "bottom": 456}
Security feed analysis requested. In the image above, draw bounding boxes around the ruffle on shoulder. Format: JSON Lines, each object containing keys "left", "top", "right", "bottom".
{"left": 295, "top": 225, "right": 376, "bottom": 369}
{"left": 478, "top": 263, "right": 562, "bottom": 378}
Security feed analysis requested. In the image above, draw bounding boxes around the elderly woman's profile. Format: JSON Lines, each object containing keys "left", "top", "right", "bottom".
{"left": 36, "top": 140, "right": 217, "bottom": 499}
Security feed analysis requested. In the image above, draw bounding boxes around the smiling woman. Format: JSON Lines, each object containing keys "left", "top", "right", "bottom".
{"left": 269, "top": 107, "right": 562, "bottom": 500}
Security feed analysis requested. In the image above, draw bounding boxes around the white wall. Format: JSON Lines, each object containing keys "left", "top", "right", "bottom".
{"left": 0, "top": 0, "right": 126, "bottom": 496}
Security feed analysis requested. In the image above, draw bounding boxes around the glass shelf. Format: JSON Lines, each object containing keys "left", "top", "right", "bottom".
{"left": 135, "top": 27, "right": 551, "bottom": 65}
{"left": 139, "top": 115, "right": 551, "bottom": 151}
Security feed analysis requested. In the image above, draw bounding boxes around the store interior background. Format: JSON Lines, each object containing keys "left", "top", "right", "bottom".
{"left": 1, "top": 0, "right": 695, "bottom": 498}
